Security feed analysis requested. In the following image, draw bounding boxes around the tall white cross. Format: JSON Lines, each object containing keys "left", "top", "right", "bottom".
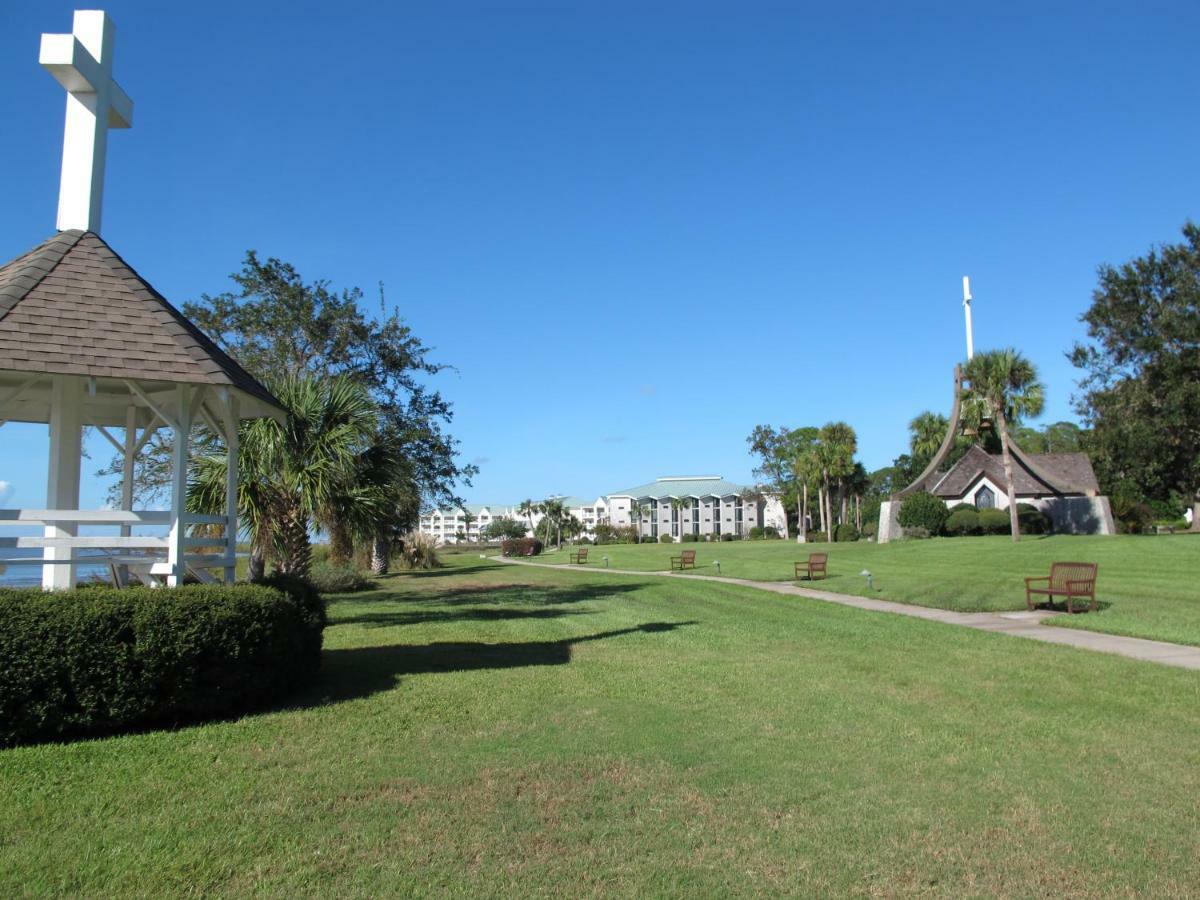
{"left": 961, "top": 275, "right": 975, "bottom": 360}
{"left": 40, "top": 10, "right": 133, "bottom": 234}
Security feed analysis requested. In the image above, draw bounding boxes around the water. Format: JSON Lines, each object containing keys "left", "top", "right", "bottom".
{"left": 0, "top": 547, "right": 120, "bottom": 587}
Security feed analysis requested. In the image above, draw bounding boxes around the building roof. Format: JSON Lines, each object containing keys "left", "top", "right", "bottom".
{"left": 929, "top": 444, "right": 1100, "bottom": 498}
{"left": 609, "top": 475, "right": 751, "bottom": 499}
{"left": 0, "top": 230, "right": 280, "bottom": 415}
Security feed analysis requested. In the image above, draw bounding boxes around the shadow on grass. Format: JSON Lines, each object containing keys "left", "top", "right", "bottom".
{"left": 341, "top": 606, "right": 595, "bottom": 628}
{"left": 332, "top": 582, "right": 654, "bottom": 628}
{"left": 306, "top": 620, "right": 699, "bottom": 705}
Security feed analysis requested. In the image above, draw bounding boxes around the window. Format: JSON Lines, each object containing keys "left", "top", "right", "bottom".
{"left": 735, "top": 496, "right": 744, "bottom": 536}
{"left": 975, "top": 485, "right": 996, "bottom": 510}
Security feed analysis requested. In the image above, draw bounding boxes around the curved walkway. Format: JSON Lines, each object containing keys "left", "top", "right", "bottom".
{"left": 496, "top": 557, "right": 1200, "bottom": 671}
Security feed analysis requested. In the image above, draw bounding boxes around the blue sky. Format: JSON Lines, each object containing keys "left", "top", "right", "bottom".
{"left": 1, "top": 1, "right": 1197, "bottom": 510}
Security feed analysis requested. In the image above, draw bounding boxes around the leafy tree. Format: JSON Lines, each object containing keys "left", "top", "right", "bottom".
{"left": 189, "top": 374, "right": 378, "bottom": 579}
{"left": 483, "top": 517, "right": 528, "bottom": 541}
{"left": 1071, "top": 223, "right": 1200, "bottom": 521}
{"left": 962, "top": 349, "right": 1045, "bottom": 541}
{"left": 747, "top": 424, "right": 820, "bottom": 539}
{"left": 108, "top": 252, "right": 475, "bottom": 544}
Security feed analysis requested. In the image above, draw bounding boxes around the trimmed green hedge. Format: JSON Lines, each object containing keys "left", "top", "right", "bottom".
{"left": 898, "top": 491, "right": 950, "bottom": 536}
{"left": 0, "top": 580, "right": 325, "bottom": 747}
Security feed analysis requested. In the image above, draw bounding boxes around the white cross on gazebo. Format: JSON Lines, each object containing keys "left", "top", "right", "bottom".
{"left": 0, "top": 10, "right": 281, "bottom": 589}
{"left": 40, "top": 10, "right": 133, "bottom": 234}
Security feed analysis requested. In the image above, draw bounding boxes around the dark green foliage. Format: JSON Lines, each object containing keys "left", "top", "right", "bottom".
{"left": 978, "top": 508, "right": 1010, "bottom": 535}
{"left": 308, "top": 562, "right": 374, "bottom": 594}
{"left": 594, "top": 523, "right": 639, "bottom": 545}
{"left": 1016, "top": 503, "right": 1052, "bottom": 536}
{"left": 721, "top": 533, "right": 737, "bottom": 541}
{"left": 861, "top": 521, "right": 878, "bottom": 539}
{"left": 681, "top": 533, "right": 700, "bottom": 542}
{"left": 902, "top": 526, "right": 931, "bottom": 540}
{"left": 898, "top": 491, "right": 950, "bottom": 536}
{"left": 500, "top": 538, "right": 542, "bottom": 557}
{"left": 748, "top": 526, "right": 782, "bottom": 540}
{"left": 658, "top": 534, "right": 675, "bottom": 544}
{"left": 1071, "top": 223, "right": 1200, "bottom": 506}
{"left": 806, "top": 531, "right": 829, "bottom": 543}
{"left": 0, "top": 582, "right": 324, "bottom": 747}
{"left": 1111, "top": 490, "right": 1156, "bottom": 534}
{"left": 482, "top": 517, "right": 528, "bottom": 541}
{"left": 945, "top": 508, "right": 981, "bottom": 536}
{"left": 834, "top": 524, "right": 860, "bottom": 542}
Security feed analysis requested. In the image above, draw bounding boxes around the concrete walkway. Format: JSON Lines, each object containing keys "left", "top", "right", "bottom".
{"left": 496, "top": 557, "right": 1200, "bottom": 671}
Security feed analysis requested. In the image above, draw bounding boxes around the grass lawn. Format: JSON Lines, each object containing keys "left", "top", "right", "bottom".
{"left": 529, "top": 534, "right": 1200, "bottom": 647}
{"left": 4, "top": 552, "right": 1200, "bottom": 896}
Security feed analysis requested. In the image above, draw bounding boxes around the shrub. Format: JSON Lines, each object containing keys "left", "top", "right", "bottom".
{"left": 902, "top": 526, "right": 931, "bottom": 539}
{"left": 944, "top": 508, "right": 980, "bottom": 536}
{"left": 681, "top": 533, "right": 700, "bottom": 542}
{"left": 658, "top": 533, "right": 674, "bottom": 543}
{"left": 898, "top": 491, "right": 950, "bottom": 536}
{"left": 1016, "top": 503, "right": 1052, "bottom": 535}
{"left": 861, "top": 521, "right": 878, "bottom": 539}
{"left": 805, "top": 531, "right": 828, "bottom": 543}
{"left": 763, "top": 526, "right": 781, "bottom": 539}
{"left": 397, "top": 532, "right": 441, "bottom": 569}
{"left": 748, "top": 526, "right": 765, "bottom": 540}
{"left": 978, "top": 508, "right": 1010, "bottom": 534}
{"left": 308, "top": 562, "right": 374, "bottom": 593}
{"left": 834, "top": 524, "right": 859, "bottom": 542}
{"left": 0, "top": 581, "right": 325, "bottom": 747}
{"left": 500, "top": 537, "right": 543, "bottom": 557}
{"left": 721, "top": 532, "right": 736, "bottom": 541}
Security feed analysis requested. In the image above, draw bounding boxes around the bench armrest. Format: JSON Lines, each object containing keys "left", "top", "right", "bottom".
{"left": 1024, "top": 576, "right": 1050, "bottom": 586}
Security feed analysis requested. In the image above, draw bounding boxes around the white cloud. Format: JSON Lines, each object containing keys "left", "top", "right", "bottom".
{"left": 0, "top": 481, "right": 12, "bottom": 504}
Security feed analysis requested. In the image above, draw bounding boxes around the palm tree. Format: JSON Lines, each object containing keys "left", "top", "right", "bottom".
{"left": 539, "top": 498, "right": 569, "bottom": 549}
{"left": 517, "top": 498, "right": 537, "bottom": 537}
{"left": 669, "top": 497, "right": 691, "bottom": 541}
{"left": 815, "top": 422, "right": 857, "bottom": 541}
{"left": 189, "top": 373, "right": 378, "bottom": 579}
{"left": 962, "top": 349, "right": 1045, "bottom": 542}
{"left": 909, "top": 411, "right": 949, "bottom": 461}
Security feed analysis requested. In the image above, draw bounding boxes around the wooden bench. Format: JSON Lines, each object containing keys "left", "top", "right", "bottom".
{"left": 1025, "top": 561, "right": 1098, "bottom": 613}
{"left": 795, "top": 553, "right": 828, "bottom": 581}
{"left": 568, "top": 547, "right": 589, "bottom": 565}
{"left": 670, "top": 549, "right": 696, "bottom": 571}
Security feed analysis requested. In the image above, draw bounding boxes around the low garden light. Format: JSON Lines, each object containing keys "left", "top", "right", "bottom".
{"left": 603, "top": 555, "right": 610, "bottom": 568}
{"left": 714, "top": 560, "right": 721, "bottom": 575}
{"left": 860, "top": 569, "right": 873, "bottom": 590}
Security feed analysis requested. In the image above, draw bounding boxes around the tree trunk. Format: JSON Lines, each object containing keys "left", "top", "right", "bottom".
{"left": 823, "top": 481, "right": 833, "bottom": 542}
{"left": 248, "top": 544, "right": 266, "bottom": 582}
{"left": 855, "top": 494, "right": 861, "bottom": 531}
{"left": 328, "top": 519, "right": 353, "bottom": 566}
{"left": 796, "top": 490, "right": 804, "bottom": 543}
{"left": 370, "top": 531, "right": 390, "bottom": 575}
{"left": 995, "top": 406, "right": 1022, "bottom": 542}
{"left": 277, "top": 508, "right": 313, "bottom": 577}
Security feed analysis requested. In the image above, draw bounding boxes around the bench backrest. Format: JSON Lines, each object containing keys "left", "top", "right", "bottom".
{"left": 809, "top": 553, "right": 828, "bottom": 565}
{"left": 681, "top": 550, "right": 695, "bottom": 562}
{"left": 1049, "top": 561, "right": 1097, "bottom": 591}
{"left": 575, "top": 547, "right": 588, "bottom": 558}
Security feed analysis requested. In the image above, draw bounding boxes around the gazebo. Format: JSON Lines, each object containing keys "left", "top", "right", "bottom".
{"left": 0, "top": 10, "right": 280, "bottom": 588}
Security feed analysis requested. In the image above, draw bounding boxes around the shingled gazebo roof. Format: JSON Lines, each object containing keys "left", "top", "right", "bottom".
{"left": 0, "top": 230, "right": 280, "bottom": 424}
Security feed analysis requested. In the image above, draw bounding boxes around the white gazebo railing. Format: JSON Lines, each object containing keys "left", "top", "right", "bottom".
{"left": 0, "top": 508, "right": 238, "bottom": 586}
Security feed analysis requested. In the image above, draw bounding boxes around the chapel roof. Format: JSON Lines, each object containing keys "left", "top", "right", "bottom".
{"left": 0, "top": 230, "right": 279, "bottom": 411}
{"left": 928, "top": 444, "right": 1099, "bottom": 498}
